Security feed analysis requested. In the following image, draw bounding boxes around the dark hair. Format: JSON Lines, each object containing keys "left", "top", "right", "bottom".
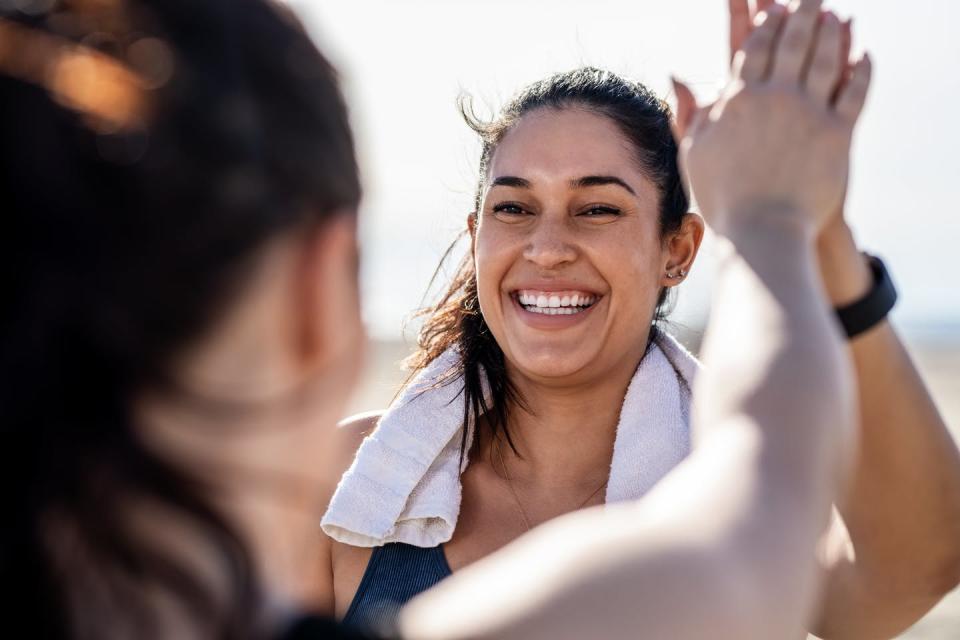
{"left": 0, "top": 1, "right": 359, "bottom": 637}
{"left": 408, "top": 67, "right": 687, "bottom": 454}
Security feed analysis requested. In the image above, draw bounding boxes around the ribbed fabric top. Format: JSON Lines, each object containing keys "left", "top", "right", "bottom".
{"left": 342, "top": 543, "right": 452, "bottom": 634}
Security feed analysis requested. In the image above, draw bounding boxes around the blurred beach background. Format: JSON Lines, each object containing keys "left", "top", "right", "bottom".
{"left": 288, "top": 1, "right": 959, "bottom": 636}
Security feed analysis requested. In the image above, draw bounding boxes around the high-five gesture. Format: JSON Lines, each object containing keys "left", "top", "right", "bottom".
{"left": 674, "top": 0, "right": 871, "bottom": 237}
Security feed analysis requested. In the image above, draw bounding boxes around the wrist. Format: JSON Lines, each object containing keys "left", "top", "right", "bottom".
{"left": 715, "top": 216, "right": 820, "bottom": 284}
{"left": 720, "top": 203, "right": 818, "bottom": 246}
{"left": 816, "top": 220, "right": 872, "bottom": 306}
{"left": 834, "top": 254, "right": 898, "bottom": 340}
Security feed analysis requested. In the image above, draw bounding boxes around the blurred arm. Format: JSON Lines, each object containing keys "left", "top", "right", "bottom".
{"left": 398, "top": 218, "right": 856, "bottom": 640}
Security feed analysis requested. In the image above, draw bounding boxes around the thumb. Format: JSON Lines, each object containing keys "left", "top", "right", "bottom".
{"left": 670, "top": 76, "right": 700, "bottom": 143}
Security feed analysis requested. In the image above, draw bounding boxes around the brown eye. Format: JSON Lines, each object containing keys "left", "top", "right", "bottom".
{"left": 492, "top": 203, "right": 527, "bottom": 216}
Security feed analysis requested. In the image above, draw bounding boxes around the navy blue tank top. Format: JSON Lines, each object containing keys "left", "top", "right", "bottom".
{"left": 342, "top": 543, "right": 452, "bottom": 633}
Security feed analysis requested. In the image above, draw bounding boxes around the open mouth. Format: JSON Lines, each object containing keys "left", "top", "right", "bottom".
{"left": 512, "top": 290, "right": 600, "bottom": 316}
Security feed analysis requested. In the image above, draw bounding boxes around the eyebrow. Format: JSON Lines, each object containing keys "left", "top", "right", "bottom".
{"left": 572, "top": 175, "right": 636, "bottom": 196}
{"left": 490, "top": 176, "right": 531, "bottom": 189}
{"left": 489, "top": 175, "right": 636, "bottom": 196}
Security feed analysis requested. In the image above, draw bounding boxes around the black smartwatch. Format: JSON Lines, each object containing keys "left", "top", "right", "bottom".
{"left": 834, "top": 254, "right": 897, "bottom": 339}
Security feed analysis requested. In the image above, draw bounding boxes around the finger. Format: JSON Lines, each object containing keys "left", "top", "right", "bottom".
{"left": 755, "top": 0, "right": 777, "bottom": 13}
{"left": 769, "top": 0, "right": 825, "bottom": 85}
{"left": 840, "top": 17, "right": 852, "bottom": 66}
{"left": 805, "top": 11, "right": 844, "bottom": 105}
{"left": 830, "top": 18, "right": 853, "bottom": 101}
{"left": 734, "top": 4, "right": 788, "bottom": 84}
{"left": 835, "top": 53, "right": 872, "bottom": 123}
{"left": 729, "top": 0, "right": 753, "bottom": 63}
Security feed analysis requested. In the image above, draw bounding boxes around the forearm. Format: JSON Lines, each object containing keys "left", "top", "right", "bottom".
{"left": 691, "top": 219, "right": 858, "bottom": 632}
{"left": 843, "top": 324, "right": 960, "bottom": 590}
{"left": 813, "top": 223, "right": 960, "bottom": 639}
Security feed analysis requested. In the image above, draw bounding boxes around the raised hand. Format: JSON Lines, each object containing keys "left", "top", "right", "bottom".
{"left": 727, "top": 0, "right": 854, "bottom": 235}
{"left": 674, "top": 0, "right": 871, "bottom": 238}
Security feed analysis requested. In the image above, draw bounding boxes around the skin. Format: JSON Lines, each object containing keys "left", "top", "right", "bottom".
{"left": 720, "top": 2, "right": 960, "bottom": 637}
{"left": 472, "top": 107, "right": 699, "bottom": 386}
{"left": 137, "top": 214, "right": 368, "bottom": 630}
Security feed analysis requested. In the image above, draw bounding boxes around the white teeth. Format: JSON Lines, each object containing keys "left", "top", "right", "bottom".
{"left": 515, "top": 290, "right": 599, "bottom": 311}
{"left": 525, "top": 306, "right": 582, "bottom": 315}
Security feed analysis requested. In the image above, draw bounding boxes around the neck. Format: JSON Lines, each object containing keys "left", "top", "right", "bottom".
{"left": 488, "top": 337, "right": 651, "bottom": 488}
{"left": 214, "top": 472, "right": 328, "bottom": 620}
{"left": 135, "top": 390, "right": 343, "bottom": 629}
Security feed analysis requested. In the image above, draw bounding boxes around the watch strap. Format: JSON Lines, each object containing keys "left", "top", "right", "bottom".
{"left": 835, "top": 254, "right": 897, "bottom": 339}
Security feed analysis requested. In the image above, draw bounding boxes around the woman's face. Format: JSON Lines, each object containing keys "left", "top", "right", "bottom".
{"left": 473, "top": 107, "right": 679, "bottom": 384}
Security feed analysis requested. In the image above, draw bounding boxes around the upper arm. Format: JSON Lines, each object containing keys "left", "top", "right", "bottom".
{"left": 313, "top": 411, "right": 383, "bottom": 614}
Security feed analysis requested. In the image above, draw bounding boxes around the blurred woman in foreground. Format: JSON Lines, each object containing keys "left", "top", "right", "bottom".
{"left": 0, "top": 0, "right": 891, "bottom": 638}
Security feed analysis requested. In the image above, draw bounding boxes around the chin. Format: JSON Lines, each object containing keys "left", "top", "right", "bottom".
{"left": 505, "top": 342, "right": 600, "bottom": 382}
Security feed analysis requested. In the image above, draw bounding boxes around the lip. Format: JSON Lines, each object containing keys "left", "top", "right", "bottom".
{"left": 505, "top": 289, "right": 602, "bottom": 331}
{"left": 506, "top": 280, "right": 602, "bottom": 296}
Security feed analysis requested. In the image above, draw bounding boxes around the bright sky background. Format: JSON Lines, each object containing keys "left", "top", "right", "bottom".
{"left": 290, "top": 0, "right": 959, "bottom": 341}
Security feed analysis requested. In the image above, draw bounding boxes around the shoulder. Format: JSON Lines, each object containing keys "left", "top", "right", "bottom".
{"left": 316, "top": 412, "right": 382, "bottom": 604}
{"left": 317, "top": 411, "right": 384, "bottom": 512}
{"left": 320, "top": 412, "right": 384, "bottom": 614}
{"left": 337, "top": 410, "right": 383, "bottom": 434}
{"left": 329, "top": 410, "right": 383, "bottom": 478}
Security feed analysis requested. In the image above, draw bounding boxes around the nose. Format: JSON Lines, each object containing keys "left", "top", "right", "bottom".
{"left": 522, "top": 216, "right": 578, "bottom": 270}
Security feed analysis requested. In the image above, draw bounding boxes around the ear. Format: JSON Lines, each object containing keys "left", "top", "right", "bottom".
{"left": 660, "top": 213, "right": 705, "bottom": 288}
{"left": 292, "top": 211, "right": 364, "bottom": 372}
{"left": 467, "top": 212, "right": 478, "bottom": 254}
{"left": 467, "top": 212, "right": 477, "bottom": 236}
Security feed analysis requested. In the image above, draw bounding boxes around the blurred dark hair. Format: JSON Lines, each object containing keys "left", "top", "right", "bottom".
{"left": 408, "top": 67, "right": 687, "bottom": 454}
{"left": 0, "top": 0, "right": 359, "bottom": 637}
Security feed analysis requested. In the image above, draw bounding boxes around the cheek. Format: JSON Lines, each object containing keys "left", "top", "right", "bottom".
{"left": 473, "top": 226, "right": 515, "bottom": 309}
{"left": 596, "top": 232, "right": 665, "bottom": 318}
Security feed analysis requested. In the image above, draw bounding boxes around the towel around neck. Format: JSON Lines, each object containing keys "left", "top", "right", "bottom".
{"left": 321, "top": 331, "right": 700, "bottom": 548}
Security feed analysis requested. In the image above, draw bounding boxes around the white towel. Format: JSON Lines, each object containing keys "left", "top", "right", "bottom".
{"left": 322, "top": 331, "right": 699, "bottom": 548}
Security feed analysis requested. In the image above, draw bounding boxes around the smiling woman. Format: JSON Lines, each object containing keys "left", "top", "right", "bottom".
{"left": 320, "top": 67, "right": 706, "bottom": 630}
{"left": 471, "top": 103, "right": 702, "bottom": 387}
{"left": 413, "top": 68, "right": 703, "bottom": 446}
{"left": 319, "top": 9, "right": 960, "bottom": 632}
